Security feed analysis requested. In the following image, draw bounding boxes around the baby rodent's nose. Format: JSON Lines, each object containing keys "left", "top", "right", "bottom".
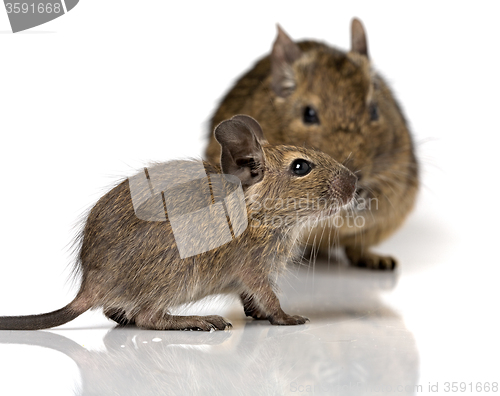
{"left": 334, "top": 171, "right": 357, "bottom": 205}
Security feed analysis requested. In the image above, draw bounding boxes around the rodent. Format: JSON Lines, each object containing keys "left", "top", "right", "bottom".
{"left": 205, "top": 18, "right": 419, "bottom": 270}
{"left": 0, "top": 115, "right": 357, "bottom": 331}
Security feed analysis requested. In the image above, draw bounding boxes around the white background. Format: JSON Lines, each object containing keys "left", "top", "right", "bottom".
{"left": 0, "top": 1, "right": 499, "bottom": 395}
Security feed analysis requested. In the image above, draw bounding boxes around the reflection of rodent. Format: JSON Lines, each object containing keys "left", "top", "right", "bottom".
{"left": 0, "top": 115, "right": 356, "bottom": 331}
{"left": 205, "top": 19, "right": 419, "bottom": 270}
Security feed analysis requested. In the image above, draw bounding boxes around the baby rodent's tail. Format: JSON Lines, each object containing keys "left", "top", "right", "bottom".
{"left": 0, "top": 294, "right": 90, "bottom": 330}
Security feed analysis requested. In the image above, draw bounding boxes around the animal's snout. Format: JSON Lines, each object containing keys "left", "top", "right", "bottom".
{"left": 333, "top": 171, "right": 357, "bottom": 205}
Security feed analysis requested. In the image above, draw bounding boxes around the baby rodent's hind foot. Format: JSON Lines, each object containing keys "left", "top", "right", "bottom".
{"left": 104, "top": 308, "right": 136, "bottom": 326}
{"left": 240, "top": 293, "right": 268, "bottom": 320}
{"left": 135, "top": 312, "right": 232, "bottom": 331}
{"left": 345, "top": 247, "right": 397, "bottom": 271}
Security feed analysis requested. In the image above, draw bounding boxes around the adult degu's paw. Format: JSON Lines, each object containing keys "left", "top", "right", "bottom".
{"left": 269, "top": 314, "right": 309, "bottom": 326}
{"left": 346, "top": 248, "right": 397, "bottom": 271}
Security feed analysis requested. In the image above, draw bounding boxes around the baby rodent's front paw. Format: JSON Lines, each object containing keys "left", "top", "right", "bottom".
{"left": 269, "top": 313, "right": 309, "bottom": 326}
{"left": 242, "top": 285, "right": 309, "bottom": 326}
{"left": 345, "top": 247, "right": 397, "bottom": 270}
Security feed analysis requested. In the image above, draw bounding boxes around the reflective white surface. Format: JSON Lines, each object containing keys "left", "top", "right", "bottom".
{"left": 1, "top": 211, "right": 499, "bottom": 396}
{"left": 0, "top": 260, "right": 417, "bottom": 396}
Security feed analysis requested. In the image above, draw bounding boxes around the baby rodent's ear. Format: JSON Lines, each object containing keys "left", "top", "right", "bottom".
{"left": 230, "top": 115, "right": 268, "bottom": 145}
{"left": 351, "top": 18, "right": 369, "bottom": 58}
{"left": 271, "top": 25, "right": 302, "bottom": 98}
{"left": 214, "top": 115, "right": 265, "bottom": 187}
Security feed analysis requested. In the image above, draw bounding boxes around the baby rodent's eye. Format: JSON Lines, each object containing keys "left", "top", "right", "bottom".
{"left": 290, "top": 159, "right": 313, "bottom": 176}
{"left": 303, "top": 106, "right": 320, "bottom": 125}
{"left": 369, "top": 103, "right": 379, "bottom": 122}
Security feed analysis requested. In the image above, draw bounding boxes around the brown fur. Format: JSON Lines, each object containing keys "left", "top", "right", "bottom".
{"left": 205, "top": 19, "right": 419, "bottom": 270}
{"left": 0, "top": 116, "right": 356, "bottom": 331}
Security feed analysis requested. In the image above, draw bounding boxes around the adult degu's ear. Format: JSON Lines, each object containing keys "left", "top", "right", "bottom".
{"left": 270, "top": 25, "right": 302, "bottom": 98}
{"left": 214, "top": 115, "right": 266, "bottom": 187}
{"left": 351, "top": 18, "right": 369, "bottom": 58}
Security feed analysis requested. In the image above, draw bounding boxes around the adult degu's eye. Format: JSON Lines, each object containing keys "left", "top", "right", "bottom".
{"left": 303, "top": 106, "right": 320, "bottom": 125}
{"left": 290, "top": 159, "right": 313, "bottom": 176}
{"left": 369, "top": 103, "right": 379, "bottom": 121}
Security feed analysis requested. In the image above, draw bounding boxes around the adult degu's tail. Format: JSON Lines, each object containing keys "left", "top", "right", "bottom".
{"left": 0, "top": 294, "right": 91, "bottom": 330}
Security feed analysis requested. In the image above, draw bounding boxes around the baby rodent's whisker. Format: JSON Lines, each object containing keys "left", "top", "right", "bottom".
{"left": 342, "top": 152, "right": 354, "bottom": 167}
